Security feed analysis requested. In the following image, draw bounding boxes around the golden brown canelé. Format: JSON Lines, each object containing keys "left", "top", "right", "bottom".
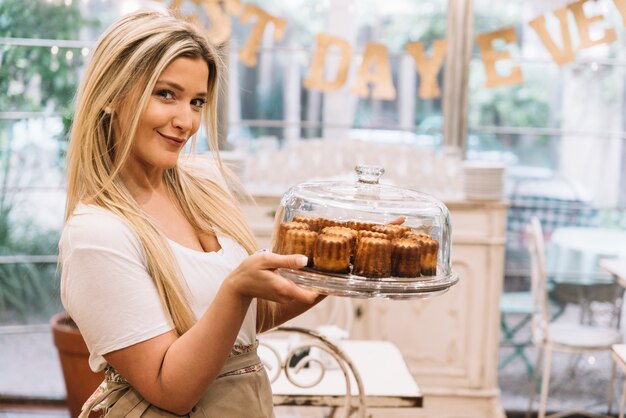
{"left": 370, "top": 224, "right": 406, "bottom": 241}
{"left": 313, "top": 234, "right": 351, "bottom": 273}
{"left": 404, "top": 230, "right": 430, "bottom": 241}
{"left": 318, "top": 218, "right": 347, "bottom": 230}
{"left": 292, "top": 215, "right": 321, "bottom": 232}
{"left": 419, "top": 238, "right": 439, "bottom": 276}
{"left": 281, "top": 229, "right": 318, "bottom": 266}
{"left": 395, "top": 224, "right": 412, "bottom": 235}
{"left": 391, "top": 238, "right": 421, "bottom": 277}
{"left": 357, "top": 230, "right": 388, "bottom": 243}
{"left": 347, "top": 220, "right": 379, "bottom": 231}
{"left": 274, "top": 221, "right": 310, "bottom": 254}
{"left": 320, "top": 226, "right": 358, "bottom": 256}
{"left": 353, "top": 237, "right": 392, "bottom": 278}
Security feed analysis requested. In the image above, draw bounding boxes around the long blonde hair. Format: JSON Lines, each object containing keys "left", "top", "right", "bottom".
{"left": 65, "top": 9, "right": 260, "bottom": 335}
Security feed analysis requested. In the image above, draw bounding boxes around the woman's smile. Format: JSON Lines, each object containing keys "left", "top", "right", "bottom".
{"left": 157, "top": 130, "right": 186, "bottom": 146}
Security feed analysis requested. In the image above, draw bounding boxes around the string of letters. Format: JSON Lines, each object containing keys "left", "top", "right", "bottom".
{"left": 160, "top": 0, "right": 626, "bottom": 101}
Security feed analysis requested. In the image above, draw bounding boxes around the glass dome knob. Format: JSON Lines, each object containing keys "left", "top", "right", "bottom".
{"left": 355, "top": 164, "right": 385, "bottom": 184}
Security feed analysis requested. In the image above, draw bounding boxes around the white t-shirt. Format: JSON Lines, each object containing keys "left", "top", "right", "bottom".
{"left": 59, "top": 203, "right": 256, "bottom": 372}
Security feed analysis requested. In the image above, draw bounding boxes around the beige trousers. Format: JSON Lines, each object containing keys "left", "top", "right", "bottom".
{"left": 80, "top": 347, "right": 275, "bottom": 418}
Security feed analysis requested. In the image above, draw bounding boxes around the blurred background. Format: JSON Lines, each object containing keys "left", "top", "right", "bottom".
{"left": 1, "top": 0, "right": 626, "bottom": 416}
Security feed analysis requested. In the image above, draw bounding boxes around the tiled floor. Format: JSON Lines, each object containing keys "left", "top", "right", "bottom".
{"left": 498, "top": 303, "right": 621, "bottom": 417}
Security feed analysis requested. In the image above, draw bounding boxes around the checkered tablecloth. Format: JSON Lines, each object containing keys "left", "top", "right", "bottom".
{"left": 505, "top": 195, "right": 599, "bottom": 276}
{"left": 507, "top": 195, "right": 599, "bottom": 244}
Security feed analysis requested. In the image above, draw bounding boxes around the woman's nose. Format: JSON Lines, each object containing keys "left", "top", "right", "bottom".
{"left": 172, "top": 105, "right": 193, "bottom": 131}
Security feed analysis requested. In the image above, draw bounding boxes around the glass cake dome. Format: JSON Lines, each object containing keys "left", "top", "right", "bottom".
{"left": 271, "top": 165, "right": 459, "bottom": 299}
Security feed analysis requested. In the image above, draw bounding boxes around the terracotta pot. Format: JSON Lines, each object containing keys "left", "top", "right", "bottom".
{"left": 51, "top": 312, "right": 105, "bottom": 418}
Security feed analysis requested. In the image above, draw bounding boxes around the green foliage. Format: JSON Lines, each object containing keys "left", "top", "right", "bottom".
{"left": 472, "top": 84, "right": 550, "bottom": 128}
{"left": 0, "top": 259, "right": 60, "bottom": 324}
{"left": 0, "top": 0, "right": 96, "bottom": 112}
{"left": 0, "top": 0, "right": 91, "bottom": 323}
{"left": 0, "top": 202, "right": 61, "bottom": 324}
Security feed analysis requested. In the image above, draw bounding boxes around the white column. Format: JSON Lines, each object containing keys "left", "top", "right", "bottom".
{"left": 322, "top": 0, "right": 357, "bottom": 141}
{"left": 399, "top": 54, "right": 417, "bottom": 131}
{"left": 228, "top": 44, "right": 243, "bottom": 148}
{"left": 258, "top": 26, "right": 274, "bottom": 109}
{"left": 283, "top": 39, "right": 301, "bottom": 143}
{"left": 442, "top": 0, "right": 474, "bottom": 152}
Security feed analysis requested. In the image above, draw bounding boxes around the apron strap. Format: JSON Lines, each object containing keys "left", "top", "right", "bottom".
{"left": 218, "top": 347, "right": 263, "bottom": 377}
{"left": 78, "top": 380, "right": 131, "bottom": 418}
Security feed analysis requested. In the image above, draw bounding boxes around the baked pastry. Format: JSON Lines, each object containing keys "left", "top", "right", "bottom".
{"left": 318, "top": 218, "right": 347, "bottom": 230}
{"left": 404, "top": 231, "right": 431, "bottom": 241}
{"left": 275, "top": 217, "right": 440, "bottom": 278}
{"left": 353, "top": 237, "right": 392, "bottom": 278}
{"left": 292, "top": 215, "right": 321, "bottom": 232}
{"left": 313, "top": 234, "right": 351, "bottom": 273}
{"left": 399, "top": 231, "right": 438, "bottom": 276}
{"left": 395, "top": 224, "right": 412, "bottom": 235}
{"left": 371, "top": 224, "right": 407, "bottom": 240}
{"left": 419, "top": 238, "right": 439, "bottom": 276}
{"left": 320, "top": 226, "right": 358, "bottom": 256}
{"left": 347, "top": 220, "right": 378, "bottom": 231}
{"left": 391, "top": 238, "right": 421, "bottom": 277}
{"left": 274, "top": 221, "right": 310, "bottom": 254}
{"left": 281, "top": 229, "right": 318, "bottom": 266}
{"left": 357, "top": 230, "right": 388, "bottom": 243}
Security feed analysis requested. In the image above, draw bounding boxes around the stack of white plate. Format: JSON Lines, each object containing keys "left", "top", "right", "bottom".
{"left": 462, "top": 161, "right": 506, "bottom": 201}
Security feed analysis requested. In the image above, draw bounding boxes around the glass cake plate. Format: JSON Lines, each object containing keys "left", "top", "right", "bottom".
{"left": 271, "top": 164, "right": 459, "bottom": 300}
{"left": 277, "top": 267, "right": 459, "bottom": 300}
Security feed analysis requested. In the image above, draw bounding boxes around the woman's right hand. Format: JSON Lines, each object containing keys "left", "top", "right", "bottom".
{"left": 224, "top": 252, "right": 318, "bottom": 304}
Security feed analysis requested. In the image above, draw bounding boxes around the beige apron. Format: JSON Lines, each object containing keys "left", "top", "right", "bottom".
{"left": 79, "top": 342, "right": 274, "bottom": 418}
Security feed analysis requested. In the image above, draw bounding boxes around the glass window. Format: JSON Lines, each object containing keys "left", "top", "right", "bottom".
{"left": 469, "top": 0, "right": 626, "bottom": 210}
{"left": 227, "top": 0, "right": 448, "bottom": 147}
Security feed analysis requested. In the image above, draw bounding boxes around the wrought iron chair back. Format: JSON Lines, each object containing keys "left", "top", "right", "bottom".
{"left": 260, "top": 326, "right": 367, "bottom": 418}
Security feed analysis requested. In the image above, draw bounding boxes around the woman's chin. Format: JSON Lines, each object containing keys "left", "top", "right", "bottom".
{"left": 160, "top": 153, "right": 184, "bottom": 169}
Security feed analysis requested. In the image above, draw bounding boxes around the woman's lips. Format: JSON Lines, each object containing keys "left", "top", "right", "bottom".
{"left": 158, "top": 131, "right": 185, "bottom": 145}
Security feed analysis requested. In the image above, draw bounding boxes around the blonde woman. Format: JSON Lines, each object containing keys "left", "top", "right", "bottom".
{"left": 60, "top": 9, "right": 322, "bottom": 417}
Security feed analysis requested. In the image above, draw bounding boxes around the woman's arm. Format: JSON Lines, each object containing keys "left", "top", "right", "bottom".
{"left": 103, "top": 253, "right": 316, "bottom": 415}
{"left": 256, "top": 294, "right": 327, "bottom": 333}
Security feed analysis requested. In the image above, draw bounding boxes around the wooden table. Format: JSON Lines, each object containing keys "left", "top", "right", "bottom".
{"left": 259, "top": 330, "right": 422, "bottom": 417}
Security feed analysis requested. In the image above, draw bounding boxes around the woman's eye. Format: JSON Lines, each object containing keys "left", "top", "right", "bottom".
{"left": 156, "top": 90, "right": 174, "bottom": 100}
{"left": 192, "top": 98, "right": 206, "bottom": 108}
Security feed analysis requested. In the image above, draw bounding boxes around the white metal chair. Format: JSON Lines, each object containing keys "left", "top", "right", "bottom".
{"left": 611, "top": 344, "right": 626, "bottom": 418}
{"left": 525, "top": 217, "right": 622, "bottom": 418}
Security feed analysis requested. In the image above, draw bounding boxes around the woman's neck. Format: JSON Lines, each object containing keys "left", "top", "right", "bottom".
{"left": 120, "top": 161, "right": 168, "bottom": 205}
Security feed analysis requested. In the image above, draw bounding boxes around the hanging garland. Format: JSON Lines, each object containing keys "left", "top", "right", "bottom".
{"left": 159, "top": 0, "right": 625, "bottom": 100}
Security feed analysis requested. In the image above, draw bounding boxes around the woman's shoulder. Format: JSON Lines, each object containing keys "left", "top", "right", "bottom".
{"left": 61, "top": 204, "right": 142, "bottom": 254}
{"left": 66, "top": 203, "right": 132, "bottom": 231}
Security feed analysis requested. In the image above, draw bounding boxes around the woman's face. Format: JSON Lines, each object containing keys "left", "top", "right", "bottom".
{"left": 125, "top": 56, "right": 209, "bottom": 171}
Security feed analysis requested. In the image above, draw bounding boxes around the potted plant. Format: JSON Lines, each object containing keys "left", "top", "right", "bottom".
{"left": 51, "top": 312, "right": 104, "bottom": 418}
